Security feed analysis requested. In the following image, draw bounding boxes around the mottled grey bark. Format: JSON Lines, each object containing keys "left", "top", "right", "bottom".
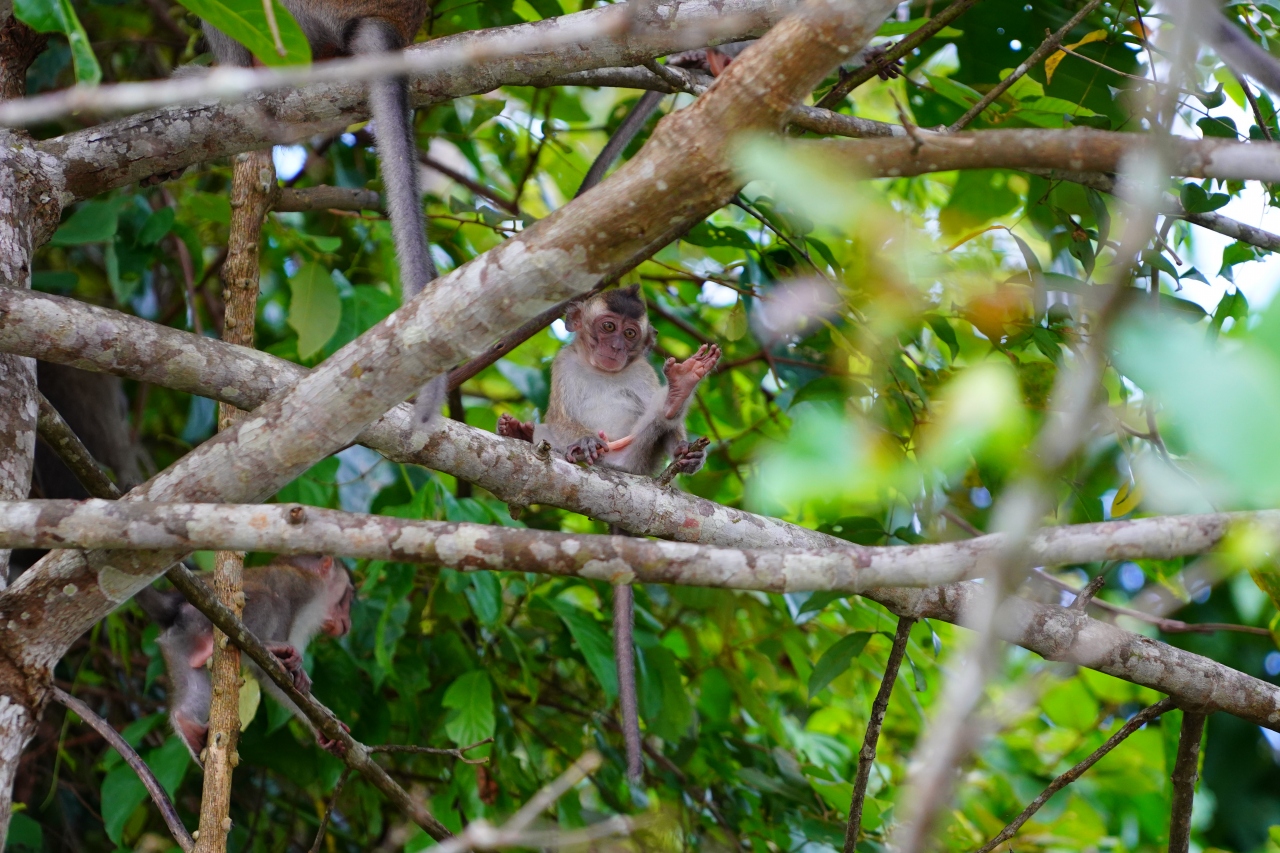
{"left": 1, "top": 499, "right": 1278, "bottom": 594}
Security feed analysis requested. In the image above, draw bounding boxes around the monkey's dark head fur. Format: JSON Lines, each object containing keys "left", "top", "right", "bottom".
{"left": 566, "top": 286, "right": 654, "bottom": 373}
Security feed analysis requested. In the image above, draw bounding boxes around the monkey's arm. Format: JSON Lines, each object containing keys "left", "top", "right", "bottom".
{"left": 606, "top": 344, "right": 720, "bottom": 470}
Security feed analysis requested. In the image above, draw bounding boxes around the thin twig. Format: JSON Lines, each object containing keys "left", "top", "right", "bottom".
{"left": 420, "top": 153, "right": 520, "bottom": 216}
{"left": 52, "top": 687, "right": 195, "bottom": 853}
{"left": 1168, "top": 711, "right": 1207, "bottom": 853}
{"left": 35, "top": 394, "right": 122, "bottom": 500}
{"left": 815, "top": 0, "right": 984, "bottom": 110}
{"left": 656, "top": 437, "right": 709, "bottom": 487}
{"left": 371, "top": 737, "right": 494, "bottom": 765}
{"left": 844, "top": 616, "right": 915, "bottom": 853}
{"left": 306, "top": 768, "right": 352, "bottom": 853}
{"left": 1068, "top": 567, "right": 1110, "bottom": 611}
{"left": 431, "top": 752, "right": 605, "bottom": 853}
{"left": 974, "top": 697, "right": 1175, "bottom": 853}
{"left": 641, "top": 57, "right": 698, "bottom": 94}
{"left": 1238, "top": 73, "right": 1274, "bottom": 141}
{"left": 1032, "top": 569, "right": 1271, "bottom": 637}
{"left": 948, "top": 0, "right": 1105, "bottom": 132}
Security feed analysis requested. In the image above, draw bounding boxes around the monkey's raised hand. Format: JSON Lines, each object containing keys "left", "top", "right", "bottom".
{"left": 566, "top": 434, "right": 609, "bottom": 464}
{"left": 662, "top": 344, "right": 722, "bottom": 419}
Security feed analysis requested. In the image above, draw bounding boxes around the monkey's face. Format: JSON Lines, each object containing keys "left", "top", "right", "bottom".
{"left": 583, "top": 310, "right": 648, "bottom": 372}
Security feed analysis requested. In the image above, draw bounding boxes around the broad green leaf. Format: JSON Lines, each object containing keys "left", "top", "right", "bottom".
{"left": 808, "top": 632, "right": 873, "bottom": 698}
{"left": 145, "top": 736, "right": 191, "bottom": 797}
{"left": 101, "top": 763, "right": 147, "bottom": 843}
{"left": 548, "top": 598, "right": 619, "bottom": 701}
{"left": 443, "top": 671, "right": 495, "bottom": 746}
{"left": 1180, "top": 182, "right": 1230, "bottom": 214}
{"left": 466, "top": 572, "right": 503, "bottom": 626}
{"left": 1198, "top": 115, "right": 1239, "bottom": 138}
{"left": 6, "top": 813, "right": 42, "bottom": 852}
{"left": 288, "top": 262, "right": 342, "bottom": 359}
{"left": 14, "top": 0, "right": 101, "bottom": 84}
{"left": 926, "top": 314, "right": 959, "bottom": 360}
{"left": 173, "top": 0, "right": 312, "bottom": 66}
{"left": 137, "top": 206, "right": 175, "bottom": 247}
{"left": 684, "top": 221, "right": 757, "bottom": 251}
{"left": 923, "top": 71, "right": 983, "bottom": 110}
{"left": 51, "top": 200, "right": 122, "bottom": 246}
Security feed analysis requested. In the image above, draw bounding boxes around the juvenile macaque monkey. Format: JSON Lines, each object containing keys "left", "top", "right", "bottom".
{"left": 199, "top": 1, "right": 445, "bottom": 422}
{"left": 136, "top": 555, "right": 354, "bottom": 762}
{"left": 497, "top": 285, "right": 720, "bottom": 779}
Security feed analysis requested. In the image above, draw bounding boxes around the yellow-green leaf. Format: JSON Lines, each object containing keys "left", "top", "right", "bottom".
{"left": 1045, "top": 30, "right": 1108, "bottom": 84}
{"left": 1111, "top": 479, "right": 1143, "bottom": 517}
{"left": 288, "top": 262, "right": 341, "bottom": 360}
{"left": 238, "top": 670, "right": 261, "bottom": 731}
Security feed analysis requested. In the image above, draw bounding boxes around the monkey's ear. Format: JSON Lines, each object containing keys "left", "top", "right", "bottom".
{"left": 565, "top": 302, "right": 584, "bottom": 333}
{"left": 318, "top": 556, "right": 333, "bottom": 572}
{"left": 643, "top": 324, "right": 656, "bottom": 352}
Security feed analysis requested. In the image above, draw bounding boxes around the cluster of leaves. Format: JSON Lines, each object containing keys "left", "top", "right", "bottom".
{"left": 14, "top": 0, "right": 1280, "bottom": 851}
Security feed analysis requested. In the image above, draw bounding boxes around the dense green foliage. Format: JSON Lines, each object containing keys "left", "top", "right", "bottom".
{"left": 13, "top": 0, "right": 1280, "bottom": 851}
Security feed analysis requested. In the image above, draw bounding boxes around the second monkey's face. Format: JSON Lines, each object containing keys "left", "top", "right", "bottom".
{"left": 583, "top": 310, "right": 647, "bottom": 373}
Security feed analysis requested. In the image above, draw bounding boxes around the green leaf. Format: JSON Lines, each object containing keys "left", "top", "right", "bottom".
{"left": 925, "top": 314, "right": 959, "bottom": 360}
{"left": 1197, "top": 115, "right": 1239, "bottom": 138}
{"left": 137, "top": 206, "right": 176, "bottom": 246}
{"left": 6, "top": 812, "right": 42, "bottom": 852}
{"left": 288, "top": 262, "right": 342, "bottom": 359}
{"left": 466, "top": 572, "right": 503, "bottom": 627}
{"left": 548, "top": 598, "right": 619, "bottom": 701}
{"left": 808, "top": 632, "right": 873, "bottom": 698}
{"left": 640, "top": 645, "right": 692, "bottom": 741}
{"left": 101, "top": 763, "right": 147, "bottom": 844}
{"left": 172, "top": 0, "right": 312, "bottom": 66}
{"left": 144, "top": 736, "right": 190, "bottom": 797}
{"left": 443, "top": 671, "right": 495, "bottom": 746}
{"left": 1180, "top": 182, "right": 1230, "bottom": 214}
{"left": 14, "top": 0, "right": 101, "bottom": 84}
{"left": 51, "top": 200, "right": 122, "bottom": 246}
{"left": 923, "top": 71, "right": 983, "bottom": 111}
{"left": 684, "top": 221, "right": 757, "bottom": 251}
{"left": 496, "top": 360, "right": 550, "bottom": 411}
{"left": 876, "top": 18, "right": 961, "bottom": 37}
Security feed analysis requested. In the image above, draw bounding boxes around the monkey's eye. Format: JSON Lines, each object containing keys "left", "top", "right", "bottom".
{"left": 624, "top": 328, "right": 637, "bottom": 339}
{"left": 602, "top": 321, "right": 616, "bottom": 332}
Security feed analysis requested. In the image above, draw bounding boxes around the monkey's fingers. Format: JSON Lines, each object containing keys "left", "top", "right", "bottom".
{"left": 317, "top": 721, "right": 351, "bottom": 755}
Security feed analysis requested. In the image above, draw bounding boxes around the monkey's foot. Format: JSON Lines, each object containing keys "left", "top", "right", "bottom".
{"left": 862, "top": 44, "right": 903, "bottom": 81}
{"left": 267, "top": 642, "right": 311, "bottom": 692}
{"left": 139, "top": 168, "right": 186, "bottom": 187}
{"left": 672, "top": 439, "right": 708, "bottom": 475}
{"left": 566, "top": 434, "right": 608, "bottom": 465}
{"left": 174, "top": 712, "right": 209, "bottom": 763}
{"left": 497, "top": 413, "right": 536, "bottom": 442}
{"left": 317, "top": 721, "right": 351, "bottom": 756}
{"left": 662, "top": 344, "right": 722, "bottom": 419}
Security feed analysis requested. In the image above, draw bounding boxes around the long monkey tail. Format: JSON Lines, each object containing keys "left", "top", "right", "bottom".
{"left": 352, "top": 21, "right": 447, "bottom": 425}
{"left": 609, "top": 524, "right": 644, "bottom": 781}
{"left": 576, "top": 90, "right": 666, "bottom": 198}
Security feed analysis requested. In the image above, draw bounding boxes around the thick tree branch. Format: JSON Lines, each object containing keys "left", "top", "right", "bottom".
{"left": 974, "top": 697, "right": 1176, "bottom": 853}
{"left": 5, "top": 501, "right": 1280, "bottom": 593}
{"left": 812, "top": 129, "right": 1280, "bottom": 183}
{"left": 274, "top": 185, "right": 379, "bottom": 213}
{"left": 3, "top": 498, "right": 1280, "bottom": 730}
{"left": 1168, "top": 711, "right": 1206, "bottom": 853}
{"left": 52, "top": 687, "right": 194, "bottom": 853}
